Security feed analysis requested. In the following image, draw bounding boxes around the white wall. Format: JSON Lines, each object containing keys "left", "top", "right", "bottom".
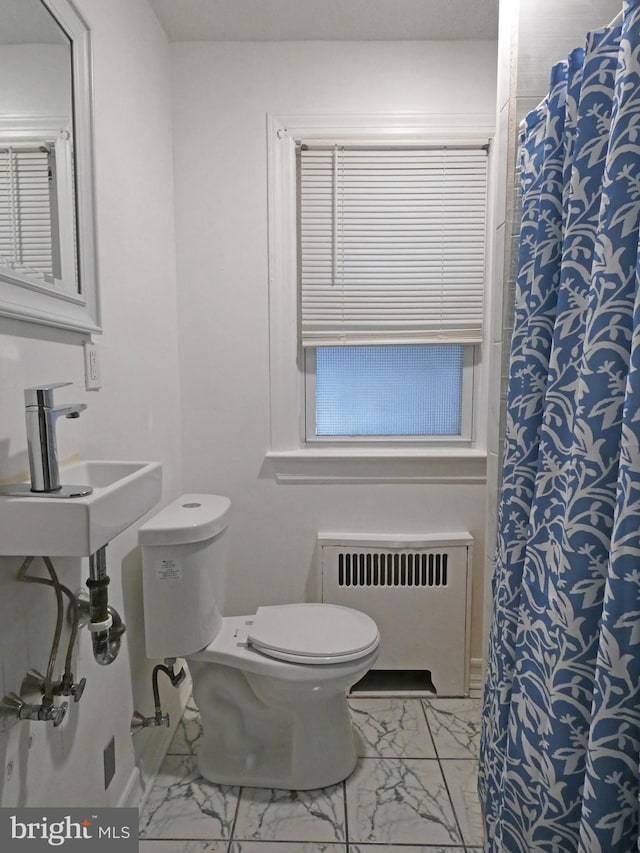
{"left": 0, "top": 45, "right": 71, "bottom": 116}
{"left": 0, "top": 0, "right": 182, "bottom": 808}
{"left": 0, "top": 23, "right": 498, "bottom": 808}
{"left": 171, "top": 41, "right": 497, "bottom": 673}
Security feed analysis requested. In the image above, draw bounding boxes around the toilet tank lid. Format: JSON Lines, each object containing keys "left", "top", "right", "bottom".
{"left": 138, "top": 494, "right": 230, "bottom": 546}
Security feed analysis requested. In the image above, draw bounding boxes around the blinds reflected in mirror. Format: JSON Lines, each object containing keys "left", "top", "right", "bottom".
{"left": 0, "top": 143, "right": 55, "bottom": 282}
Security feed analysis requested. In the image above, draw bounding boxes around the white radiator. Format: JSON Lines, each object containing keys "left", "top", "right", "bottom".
{"left": 319, "top": 532, "right": 473, "bottom": 696}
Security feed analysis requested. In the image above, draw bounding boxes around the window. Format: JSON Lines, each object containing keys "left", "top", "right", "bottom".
{"left": 307, "top": 344, "right": 473, "bottom": 438}
{"left": 267, "top": 114, "right": 493, "bottom": 481}
{"left": 298, "top": 141, "right": 487, "bottom": 442}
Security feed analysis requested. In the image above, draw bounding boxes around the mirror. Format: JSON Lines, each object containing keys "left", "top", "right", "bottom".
{"left": 0, "top": 0, "right": 100, "bottom": 333}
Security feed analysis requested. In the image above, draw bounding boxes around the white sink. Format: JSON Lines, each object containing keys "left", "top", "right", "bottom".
{"left": 0, "top": 460, "right": 162, "bottom": 556}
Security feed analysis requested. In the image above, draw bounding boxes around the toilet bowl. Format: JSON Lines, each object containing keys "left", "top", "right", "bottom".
{"left": 139, "top": 495, "right": 380, "bottom": 790}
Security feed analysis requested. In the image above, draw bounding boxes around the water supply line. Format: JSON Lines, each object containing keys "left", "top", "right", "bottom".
{"left": 0, "top": 543, "right": 128, "bottom": 732}
{"left": 0, "top": 544, "right": 128, "bottom": 733}
{"left": 131, "top": 659, "right": 186, "bottom": 734}
{"left": 0, "top": 554, "right": 84, "bottom": 729}
{"left": 18, "top": 556, "right": 86, "bottom": 703}
{"left": 20, "top": 556, "right": 63, "bottom": 711}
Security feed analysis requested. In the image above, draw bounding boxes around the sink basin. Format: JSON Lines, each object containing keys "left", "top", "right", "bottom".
{"left": 0, "top": 460, "right": 162, "bottom": 556}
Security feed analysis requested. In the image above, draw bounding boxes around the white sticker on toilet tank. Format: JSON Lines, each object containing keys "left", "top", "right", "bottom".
{"left": 156, "top": 559, "right": 183, "bottom": 580}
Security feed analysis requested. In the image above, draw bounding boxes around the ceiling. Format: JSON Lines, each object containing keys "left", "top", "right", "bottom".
{"left": 148, "top": 0, "right": 499, "bottom": 42}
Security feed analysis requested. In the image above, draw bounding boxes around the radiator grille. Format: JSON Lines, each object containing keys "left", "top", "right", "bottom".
{"left": 337, "top": 551, "right": 448, "bottom": 588}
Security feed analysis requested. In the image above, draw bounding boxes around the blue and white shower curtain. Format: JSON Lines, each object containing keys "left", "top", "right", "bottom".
{"left": 480, "top": 2, "right": 640, "bottom": 850}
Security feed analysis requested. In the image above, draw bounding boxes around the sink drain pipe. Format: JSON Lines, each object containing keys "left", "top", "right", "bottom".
{"left": 83, "top": 546, "right": 126, "bottom": 666}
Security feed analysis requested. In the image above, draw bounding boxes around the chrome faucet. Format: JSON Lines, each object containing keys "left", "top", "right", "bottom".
{"left": 25, "top": 382, "right": 87, "bottom": 493}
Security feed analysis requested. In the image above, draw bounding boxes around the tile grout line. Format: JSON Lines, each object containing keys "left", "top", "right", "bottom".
{"left": 421, "top": 698, "right": 467, "bottom": 849}
{"left": 227, "top": 783, "right": 243, "bottom": 847}
{"left": 343, "top": 776, "right": 350, "bottom": 851}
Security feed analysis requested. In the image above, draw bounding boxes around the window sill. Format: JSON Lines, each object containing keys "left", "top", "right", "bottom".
{"left": 263, "top": 447, "right": 487, "bottom": 484}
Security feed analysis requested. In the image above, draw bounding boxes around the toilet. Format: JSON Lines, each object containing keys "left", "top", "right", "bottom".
{"left": 138, "top": 494, "right": 380, "bottom": 790}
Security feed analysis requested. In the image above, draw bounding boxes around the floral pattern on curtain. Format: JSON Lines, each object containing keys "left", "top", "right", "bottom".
{"left": 480, "top": 2, "right": 640, "bottom": 849}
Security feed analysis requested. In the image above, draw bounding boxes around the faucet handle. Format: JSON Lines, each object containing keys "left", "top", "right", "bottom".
{"left": 24, "top": 382, "right": 73, "bottom": 409}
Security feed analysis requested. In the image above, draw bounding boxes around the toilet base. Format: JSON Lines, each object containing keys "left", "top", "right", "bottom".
{"left": 197, "top": 733, "right": 358, "bottom": 791}
{"left": 189, "top": 660, "right": 361, "bottom": 790}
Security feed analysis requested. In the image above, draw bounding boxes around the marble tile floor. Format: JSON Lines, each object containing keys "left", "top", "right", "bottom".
{"left": 139, "top": 695, "right": 483, "bottom": 853}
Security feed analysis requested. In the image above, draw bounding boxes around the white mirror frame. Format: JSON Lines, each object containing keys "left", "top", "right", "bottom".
{"left": 0, "top": 0, "right": 100, "bottom": 334}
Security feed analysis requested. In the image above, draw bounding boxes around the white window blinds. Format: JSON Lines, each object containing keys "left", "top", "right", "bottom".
{"left": 0, "top": 144, "right": 54, "bottom": 282}
{"left": 299, "top": 144, "right": 488, "bottom": 347}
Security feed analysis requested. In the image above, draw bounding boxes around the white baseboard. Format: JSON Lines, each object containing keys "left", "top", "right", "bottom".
{"left": 469, "top": 657, "right": 484, "bottom": 698}
{"left": 128, "top": 721, "right": 179, "bottom": 812}
{"left": 118, "top": 766, "right": 143, "bottom": 809}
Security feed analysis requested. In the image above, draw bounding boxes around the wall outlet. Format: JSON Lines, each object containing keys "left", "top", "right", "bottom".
{"left": 103, "top": 736, "right": 116, "bottom": 789}
{"left": 84, "top": 341, "right": 101, "bottom": 390}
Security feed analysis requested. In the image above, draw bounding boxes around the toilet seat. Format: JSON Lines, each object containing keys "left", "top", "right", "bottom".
{"left": 247, "top": 603, "right": 379, "bottom": 665}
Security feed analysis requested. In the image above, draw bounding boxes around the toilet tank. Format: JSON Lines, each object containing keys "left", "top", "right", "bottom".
{"left": 138, "top": 494, "right": 231, "bottom": 659}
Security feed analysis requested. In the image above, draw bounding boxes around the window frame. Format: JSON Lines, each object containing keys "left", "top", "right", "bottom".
{"left": 266, "top": 113, "right": 494, "bottom": 483}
